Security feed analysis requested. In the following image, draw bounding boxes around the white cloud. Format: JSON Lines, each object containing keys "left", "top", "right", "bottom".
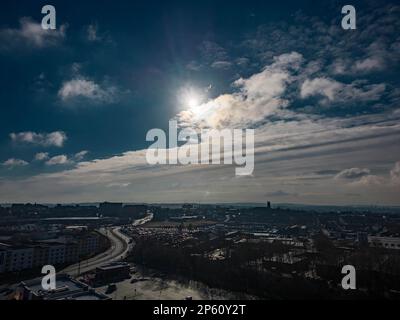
{"left": 0, "top": 17, "right": 66, "bottom": 50}
{"left": 46, "top": 155, "right": 70, "bottom": 166}
{"left": 0, "top": 41, "right": 398, "bottom": 204}
{"left": 301, "top": 78, "right": 342, "bottom": 101}
{"left": 10, "top": 131, "right": 67, "bottom": 147}
{"left": 301, "top": 77, "right": 386, "bottom": 104}
{"left": 58, "top": 78, "right": 117, "bottom": 104}
{"left": 34, "top": 152, "right": 49, "bottom": 161}
{"left": 74, "top": 150, "right": 89, "bottom": 161}
{"left": 330, "top": 59, "right": 349, "bottom": 75}
{"left": 211, "top": 61, "right": 232, "bottom": 70}
{"left": 331, "top": 57, "right": 386, "bottom": 75}
{"left": 178, "top": 52, "right": 303, "bottom": 128}
{"left": 349, "top": 175, "right": 386, "bottom": 187}
{"left": 353, "top": 56, "right": 385, "bottom": 73}
{"left": 390, "top": 161, "right": 400, "bottom": 185}
{"left": 107, "top": 182, "right": 131, "bottom": 188}
{"left": 1, "top": 111, "right": 399, "bottom": 204}
{"left": 335, "top": 168, "right": 371, "bottom": 180}
{"left": 335, "top": 161, "right": 400, "bottom": 188}
{"left": 2, "top": 158, "right": 29, "bottom": 167}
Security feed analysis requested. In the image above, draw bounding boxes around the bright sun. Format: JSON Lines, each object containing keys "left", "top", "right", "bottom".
{"left": 181, "top": 88, "right": 201, "bottom": 109}
{"left": 187, "top": 97, "right": 199, "bottom": 108}
{"left": 179, "top": 86, "right": 207, "bottom": 115}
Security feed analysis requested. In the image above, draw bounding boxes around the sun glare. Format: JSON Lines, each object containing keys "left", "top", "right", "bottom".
{"left": 187, "top": 97, "right": 199, "bottom": 108}
{"left": 180, "top": 86, "right": 203, "bottom": 110}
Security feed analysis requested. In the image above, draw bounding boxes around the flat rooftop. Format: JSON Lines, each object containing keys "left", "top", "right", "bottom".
{"left": 97, "top": 262, "right": 129, "bottom": 271}
{"left": 21, "top": 274, "right": 86, "bottom": 298}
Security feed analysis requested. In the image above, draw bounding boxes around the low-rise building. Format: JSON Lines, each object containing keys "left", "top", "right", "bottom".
{"left": 15, "top": 274, "right": 110, "bottom": 300}
{"left": 369, "top": 236, "right": 400, "bottom": 250}
{"left": 94, "top": 262, "right": 130, "bottom": 284}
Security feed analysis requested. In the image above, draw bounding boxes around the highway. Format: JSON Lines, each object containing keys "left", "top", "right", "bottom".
{"left": 61, "top": 227, "right": 132, "bottom": 277}
{"left": 61, "top": 213, "right": 153, "bottom": 277}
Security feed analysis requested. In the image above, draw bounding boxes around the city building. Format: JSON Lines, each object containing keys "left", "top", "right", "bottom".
{"left": 78, "top": 234, "right": 99, "bottom": 256}
{"left": 94, "top": 262, "right": 130, "bottom": 284}
{"left": 32, "top": 245, "right": 49, "bottom": 268}
{"left": 368, "top": 236, "right": 400, "bottom": 250}
{"left": 48, "top": 244, "right": 66, "bottom": 265}
{"left": 65, "top": 243, "right": 79, "bottom": 263}
{"left": 2, "top": 245, "right": 34, "bottom": 272}
{"left": 15, "top": 274, "right": 110, "bottom": 300}
{"left": 0, "top": 249, "right": 6, "bottom": 273}
{"left": 0, "top": 232, "right": 107, "bottom": 274}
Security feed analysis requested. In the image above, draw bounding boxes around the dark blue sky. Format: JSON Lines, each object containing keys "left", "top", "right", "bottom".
{"left": 0, "top": 0, "right": 399, "bottom": 204}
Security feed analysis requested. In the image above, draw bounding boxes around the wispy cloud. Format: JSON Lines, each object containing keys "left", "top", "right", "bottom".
{"left": 0, "top": 17, "right": 67, "bottom": 50}
{"left": 58, "top": 78, "right": 118, "bottom": 104}
{"left": 300, "top": 77, "right": 386, "bottom": 105}
{"left": 107, "top": 182, "right": 131, "bottom": 188}
{"left": 34, "top": 152, "right": 49, "bottom": 161}
{"left": 211, "top": 61, "right": 232, "bottom": 70}
{"left": 85, "top": 23, "right": 112, "bottom": 44}
{"left": 2, "top": 158, "right": 29, "bottom": 167}
{"left": 45, "top": 155, "right": 70, "bottom": 166}
{"left": 74, "top": 150, "right": 89, "bottom": 161}
{"left": 335, "top": 168, "right": 371, "bottom": 180}
{"left": 87, "top": 24, "right": 100, "bottom": 42}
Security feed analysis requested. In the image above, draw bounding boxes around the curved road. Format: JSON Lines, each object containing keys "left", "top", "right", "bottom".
{"left": 61, "top": 227, "right": 131, "bottom": 277}
{"left": 61, "top": 214, "right": 152, "bottom": 277}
